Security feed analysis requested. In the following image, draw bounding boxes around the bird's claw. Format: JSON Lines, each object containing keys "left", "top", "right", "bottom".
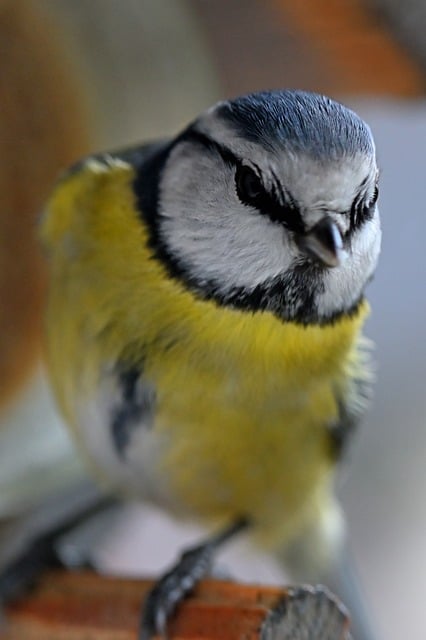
{"left": 139, "top": 543, "right": 214, "bottom": 639}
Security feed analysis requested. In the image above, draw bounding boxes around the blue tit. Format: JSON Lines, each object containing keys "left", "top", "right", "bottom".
{"left": 39, "top": 90, "right": 381, "bottom": 639}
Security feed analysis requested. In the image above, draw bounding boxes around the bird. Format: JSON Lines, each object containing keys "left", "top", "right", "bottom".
{"left": 38, "top": 89, "right": 381, "bottom": 639}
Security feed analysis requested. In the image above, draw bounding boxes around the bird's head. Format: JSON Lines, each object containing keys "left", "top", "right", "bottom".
{"left": 142, "top": 90, "right": 381, "bottom": 324}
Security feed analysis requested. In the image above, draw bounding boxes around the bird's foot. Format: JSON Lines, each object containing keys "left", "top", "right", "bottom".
{"left": 140, "top": 541, "right": 214, "bottom": 640}
{"left": 140, "top": 518, "right": 248, "bottom": 639}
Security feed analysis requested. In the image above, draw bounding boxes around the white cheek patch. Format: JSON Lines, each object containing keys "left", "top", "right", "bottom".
{"left": 160, "top": 143, "right": 297, "bottom": 294}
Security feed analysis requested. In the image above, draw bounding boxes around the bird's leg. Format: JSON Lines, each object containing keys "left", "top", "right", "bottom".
{"left": 140, "top": 517, "right": 249, "bottom": 640}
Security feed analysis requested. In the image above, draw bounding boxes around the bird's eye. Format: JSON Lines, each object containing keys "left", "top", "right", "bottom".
{"left": 371, "top": 185, "right": 379, "bottom": 206}
{"left": 235, "top": 164, "right": 304, "bottom": 232}
{"left": 350, "top": 184, "right": 379, "bottom": 230}
{"left": 363, "top": 185, "right": 379, "bottom": 216}
{"left": 236, "top": 165, "right": 265, "bottom": 206}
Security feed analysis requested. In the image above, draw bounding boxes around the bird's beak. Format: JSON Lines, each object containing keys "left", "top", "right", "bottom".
{"left": 297, "top": 217, "right": 346, "bottom": 268}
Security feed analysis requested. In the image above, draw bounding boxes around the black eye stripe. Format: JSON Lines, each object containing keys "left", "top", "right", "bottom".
{"left": 176, "top": 128, "right": 306, "bottom": 234}
{"left": 235, "top": 164, "right": 304, "bottom": 233}
{"left": 349, "top": 186, "right": 378, "bottom": 231}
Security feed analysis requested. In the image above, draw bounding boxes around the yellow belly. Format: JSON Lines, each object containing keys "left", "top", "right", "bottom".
{"left": 140, "top": 303, "right": 365, "bottom": 544}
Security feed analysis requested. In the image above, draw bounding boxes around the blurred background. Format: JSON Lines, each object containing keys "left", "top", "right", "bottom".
{"left": 0, "top": 1, "right": 425, "bottom": 638}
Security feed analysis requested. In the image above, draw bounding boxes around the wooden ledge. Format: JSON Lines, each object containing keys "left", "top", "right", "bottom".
{"left": 2, "top": 570, "right": 351, "bottom": 639}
